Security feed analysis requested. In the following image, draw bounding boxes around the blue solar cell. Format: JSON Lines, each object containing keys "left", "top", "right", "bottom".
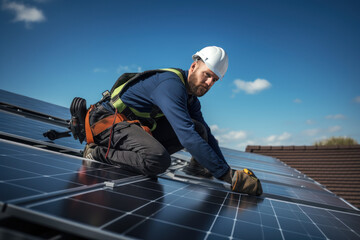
{"left": 261, "top": 182, "right": 352, "bottom": 210}
{"left": 0, "top": 89, "right": 70, "bottom": 119}
{"left": 221, "top": 147, "right": 281, "bottom": 164}
{"left": 254, "top": 171, "right": 322, "bottom": 190}
{"left": 0, "top": 111, "right": 84, "bottom": 150}
{"left": 226, "top": 156, "right": 301, "bottom": 177}
{"left": 0, "top": 140, "right": 139, "bottom": 204}
{"left": 0, "top": 182, "right": 41, "bottom": 202}
{"left": 31, "top": 198, "right": 122, "bottom": 227}
{"left": 9, "top": 177, "right": 83, "bottom": 193}
{"left": 0, "top": 165, "right": 40, "bottom": 181}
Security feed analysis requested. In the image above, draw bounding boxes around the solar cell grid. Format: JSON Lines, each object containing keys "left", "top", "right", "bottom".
{"left": 273, "top": 201, "right": 360, "bottom": 239}
{"left": 0, "top": 140, "right": 140, "bottom": 204}
{"left": 261, "top": 182, "right": 353, "bottom": 210}
{"left": 7, "top": 177, "right": 357, "bottom": 240}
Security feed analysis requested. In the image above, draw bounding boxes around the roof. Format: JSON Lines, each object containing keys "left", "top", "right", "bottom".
{"left": 246, "top": 145, "right": 360, "bottom": 209}
{"left": 1, "top": 88, "right": 360, "bottom": 240}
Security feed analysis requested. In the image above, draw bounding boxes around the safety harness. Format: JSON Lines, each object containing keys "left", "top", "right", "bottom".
{"left": 84, "top": 105, "right": 152, "bottom": 144}
{"left": 109, "top": 68, "right": 185, "bottom": 131}
{"left": 84, "top": 68, "right": 186, "bottom": 147}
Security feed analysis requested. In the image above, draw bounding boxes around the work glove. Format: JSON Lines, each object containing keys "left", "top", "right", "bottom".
{"left": 231, "top": 169, "right": 263, "bottom": 196}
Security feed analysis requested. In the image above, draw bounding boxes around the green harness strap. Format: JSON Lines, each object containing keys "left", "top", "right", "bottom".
{"left": 110, "top": 68, "right": 185, "bottom": 131}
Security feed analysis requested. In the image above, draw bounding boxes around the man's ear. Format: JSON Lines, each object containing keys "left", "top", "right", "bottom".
{"left": 189, "top": 61, "right": 197, "bottom": 74}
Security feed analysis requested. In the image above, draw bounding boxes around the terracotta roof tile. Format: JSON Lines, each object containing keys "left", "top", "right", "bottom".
{"left": 246, "top": 145, "right": 360, "bottom": 209}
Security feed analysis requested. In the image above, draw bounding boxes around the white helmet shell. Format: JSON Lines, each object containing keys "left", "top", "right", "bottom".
{"left": 192, "top": 46, "right": 229, "bottom": 79}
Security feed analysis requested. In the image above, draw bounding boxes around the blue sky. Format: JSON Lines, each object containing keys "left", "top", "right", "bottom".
{"left": 1, "top": 0, "right": 359, "bottom": 150}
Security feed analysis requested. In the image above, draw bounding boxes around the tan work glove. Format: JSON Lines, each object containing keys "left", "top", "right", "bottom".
{"left": 232, "top": 169, "right": 263, "bottom": 196}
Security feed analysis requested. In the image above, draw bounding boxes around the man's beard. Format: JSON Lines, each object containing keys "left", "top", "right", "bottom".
{"left": 188, "top": 73, "right": 208, "bottom": 97}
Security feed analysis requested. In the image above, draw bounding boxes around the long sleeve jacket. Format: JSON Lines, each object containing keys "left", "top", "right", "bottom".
{"left": 120, "top": 70, "right": 230, "bottom": 178}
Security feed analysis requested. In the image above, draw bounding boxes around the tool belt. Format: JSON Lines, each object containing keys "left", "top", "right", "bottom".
{"left": 85, "top": 104, "right": 152, "bottom": 144}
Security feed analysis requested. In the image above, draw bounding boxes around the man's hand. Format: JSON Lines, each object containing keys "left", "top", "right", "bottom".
{"left": 231, "top": 169, "right": 263, "bottom": 196}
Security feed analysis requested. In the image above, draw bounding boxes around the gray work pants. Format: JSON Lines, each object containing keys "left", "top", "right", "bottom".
{"left": 90, "top": 105, "right": 207, "bottom": 176}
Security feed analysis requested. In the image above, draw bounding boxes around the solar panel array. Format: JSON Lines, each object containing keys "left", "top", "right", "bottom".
{"left": 1, "top": 89, "right": 359, "bottom": 240}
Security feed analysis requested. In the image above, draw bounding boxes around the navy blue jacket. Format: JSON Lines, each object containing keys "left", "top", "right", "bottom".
{"left": 121, "top": 70, "right": 230, "bottom": 178}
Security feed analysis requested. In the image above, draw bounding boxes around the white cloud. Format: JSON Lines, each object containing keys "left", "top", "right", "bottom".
{"left": 93, "top": 68, "right": 107, "bottom": 73}
{"left": 217, "top": 130, "right": 247, "bottom": 143}
{"left": 328, "top": 125, "right": 341, "bottom": 133}
{"left": 236, "top": 140, "right": 255, "bottom": 150}
{"left": 266, "top": 135, "right": 276, "bottom": 142}
{"left": 210, "top": 124, "right": 220, "bottom": 133}
{"left": 233, "top": 78, "right": 271, "bottom": 94}
{"left": 210, "top": 125, "right": 247, "bottom": 144}
{"left": 210, "top": 124, "right": 296, "bottom": 150}
{"left": 278, "top": 132, "right": 291, "bottom": 141}
{"left": 354, "top": 96, "right": 360, "bottom": 103}
{"left": 211, "top": 122, "right": 347, "bottom": 151}
{"left": 2, "top": 1, "right": 46, "bottom": 28}
{"left": 303, "top": 128, "right": 321, "bottom": 136}
{"left": 264, "top": 132, "right": 291, "bottom": 144}
{"left": 325, "top": 114, "right": 345, "bottom": 120}
{"left": 306, "top": 119, "right": 316, "bottom": 125}
{"left": 293, "top": 98, "right": 302, "bottom": 103}
{"left": 116, "top": 64, "right": 142, "bottom": 74}
{"left": 303, "top": 125, "right": 342, "bottom": 136}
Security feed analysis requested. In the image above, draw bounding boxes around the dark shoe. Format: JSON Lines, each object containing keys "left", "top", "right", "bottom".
{"left": 83, "top": 143, "right": 97, "bottom": 160}
{"left": 182, "top": 157, "right": 213, "bottom": 178}
{"left": 70, "top": 97, "right": 87, "bottom": 143}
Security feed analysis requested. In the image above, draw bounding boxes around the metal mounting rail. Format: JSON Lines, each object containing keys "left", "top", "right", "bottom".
{"left": 0, "top": 132, "right": 82, "bottom": 157}
{"left": 0, "top": 101, "right": 69, "bottom": 128}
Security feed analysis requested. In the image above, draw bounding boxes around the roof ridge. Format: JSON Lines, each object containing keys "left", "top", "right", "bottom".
{"left": 246, "top": 145, "right": 360, "bottom": 151}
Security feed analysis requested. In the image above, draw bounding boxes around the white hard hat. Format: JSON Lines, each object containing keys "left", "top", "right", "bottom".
{"left": 192, "top": 46, "right": 229, "bottom": 79}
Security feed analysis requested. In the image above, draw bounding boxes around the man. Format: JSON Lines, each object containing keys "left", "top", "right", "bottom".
{"left": 75, "top": 46, "right": 262, "bottom": 196}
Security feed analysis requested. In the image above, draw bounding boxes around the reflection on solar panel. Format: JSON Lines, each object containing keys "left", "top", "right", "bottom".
{"left": 0, "top": 110, "right": 83, "bottom": 150}
{"left": 1, "top": 89, "right": 359, "bottom": 239}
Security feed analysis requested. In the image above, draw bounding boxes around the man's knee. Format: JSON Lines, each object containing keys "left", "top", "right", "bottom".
{"left": 143, "top": 147, "right": 171, "bottom": 176}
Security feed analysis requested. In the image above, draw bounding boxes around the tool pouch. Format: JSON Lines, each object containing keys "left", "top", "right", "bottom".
{"left": 232, "top": 169, "right": 263, "bottom": 196}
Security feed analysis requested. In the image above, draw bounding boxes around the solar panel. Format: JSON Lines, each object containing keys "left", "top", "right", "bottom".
{"left": 169, "top": 154, "right": 355, "bottom": 212}
{"left": 0, "top": 89, "right": 70, "bottom": 119}
{"left": 0, "top": 110, "right": 83, "bottom": 150}
{"left": 0, "top": 140, "right": 140, "bottom": 204}
{"left": 1, "top": 89, "right": 359, "bottom": 239}
{"left": 222, "top": 147, "right": 283, "bottom": 164}
{"left": 6, "top": 175, "right": 360, "bottom": 240}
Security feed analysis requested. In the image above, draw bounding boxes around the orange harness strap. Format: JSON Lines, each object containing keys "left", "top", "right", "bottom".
{"left": 85, "top": 105, "right": 95, "bottom": 144}
{"left": 85, "top": 105, "right": 151, "bottom": 144}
